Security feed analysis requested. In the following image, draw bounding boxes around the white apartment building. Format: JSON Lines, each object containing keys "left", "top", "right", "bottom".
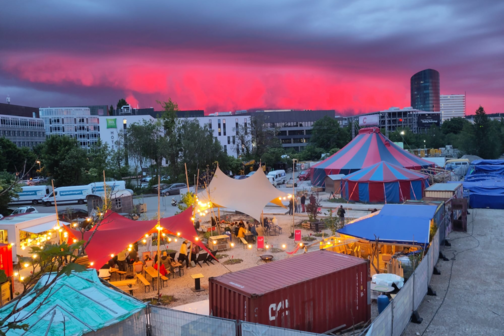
{"left": 440, "top": 94, "right": 466, "bottom": 122}
{"left": 188, "top": 114, "right": 251, "bottom": 158}
{"left": 39, "top": 107, "right": 100, "bottom": 149}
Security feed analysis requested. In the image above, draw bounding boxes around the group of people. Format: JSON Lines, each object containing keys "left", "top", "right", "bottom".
{"left": 230, "top": 220, "right": 258, "bottom": 241}
{"left": 286, "top": 193, "right": 317, "bottom": 214}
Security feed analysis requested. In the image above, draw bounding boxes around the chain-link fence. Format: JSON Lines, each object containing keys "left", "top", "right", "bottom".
{"left": 84, "top": 310, "right": 147, "bottom": 336}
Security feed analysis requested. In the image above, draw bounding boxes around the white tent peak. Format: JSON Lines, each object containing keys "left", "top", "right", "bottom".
{"left": 198, "top": 166, "right": 288, "bottom": 221}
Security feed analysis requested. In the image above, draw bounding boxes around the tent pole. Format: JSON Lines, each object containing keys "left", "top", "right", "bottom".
{"left": 383, "top": 183, "right": 387, "bottom": 204}
{"left": 410, "top": 181, "right": 418, "bottom": 200}
{"left": 51, "top": 180, "right": 62, "bottom": 244}
{"left": 103, "top": 170, "right": 107, "bottom": 211}
{"left": 184, "top": 163, "right": 190, "bottom": 191}
{"left": 157, "top": 175, "right": 161, "bottom": 298}
{"left": 348, "top": 181, "right": 358, "bottom": 203}
{"left": 398, "top": 181, "right": 404, "bottom": 203}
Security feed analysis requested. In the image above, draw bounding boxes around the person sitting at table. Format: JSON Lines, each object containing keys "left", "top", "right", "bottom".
{"left": 249, "top": 222, "right": 258, "bottom": 238}
{"left": 153, "top": 261, "right": 168, "bottom": 276}
{"left": 160, "top": 251, "right": 174, "bottom": 273}
{"left": 237, "top": 224, "right": 247, "bottom": 239}
{"left": 263, "top": 218, "right": 271, "bottom": 231}
{"left": 133, "top": 258, "right": 143, "bottom": 274}
{"left": 143, "top": 254, "right": 152, "bottom": 267}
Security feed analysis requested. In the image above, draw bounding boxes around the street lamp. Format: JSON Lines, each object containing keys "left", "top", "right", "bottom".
{"left": 123, "top": 119, "right": 128, "bottom": 164}
{"left": 36, "top": 160, "right": 41, "bottom": 169}
{"left": 423, "top": 139, "right": 426, "bottom": 149}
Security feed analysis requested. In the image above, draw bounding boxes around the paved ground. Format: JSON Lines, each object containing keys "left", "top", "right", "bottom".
{"left": 402, "top": 209, "right": 504, "bottom": 336}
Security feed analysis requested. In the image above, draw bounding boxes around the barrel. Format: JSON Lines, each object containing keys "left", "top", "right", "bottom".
{"left": 377, "top": 295, "right": 390, "bottom": 314}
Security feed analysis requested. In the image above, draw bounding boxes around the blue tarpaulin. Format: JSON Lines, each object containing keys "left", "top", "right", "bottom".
{"left": 337, "top": 204, "right": 437, "bottom": 247}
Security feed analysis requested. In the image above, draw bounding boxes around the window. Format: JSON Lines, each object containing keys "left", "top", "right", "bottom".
{"left": 208, "top": 120, "right": 212, "bottom": 129}
{"left": 244, "top": 121, "right": 248, "bottom": 135}
{"left": 223, "top": 119, "right": 226, "bottom": 136}
{"left": 232, "top": 136, "right": 235, "bottom": 145}
{"left": 227, "top": 136, "right": 230, "bottom": 144}
{"left": 224, "top": 145, "right": 227, "bottom": 153}
{"left": 0, "top": 230, "right": 8, "bottom": 244}
{"left": 114, "top": 198, "right": 122, "bottom": 209}
{"left": 235, "top": 118, "right": 239, "bottom": 134}
{"left": 218, "top": 119, "right": 221, "bottom": 136}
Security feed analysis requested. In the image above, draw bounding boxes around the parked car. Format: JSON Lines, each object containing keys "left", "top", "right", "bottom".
{"left": 151, "top": 183, "right": 169, "bottom": 194}
{"left": 161, "top": 183, "right": 186, "bottom": 196}
{"left": 298, "top": 170, "right": 310, "bottom": 181}
{"left": 9, "top": 206, "right": 38, "bottom": 216}
{"left": 58, "top": 208, "right": 89, "bottom": 222}
{"left": 234, "top": 175, "right": 247, "bottom": 180}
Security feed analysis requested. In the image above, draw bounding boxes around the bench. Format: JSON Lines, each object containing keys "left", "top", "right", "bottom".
{"left": 136, "top": 273, "right": 151, "bottom": 293}
{"left": 160, "top": 275, "right": 169, "bottom": 288}
{"left": 195, "top": 253, "right": 209, "bottom": 268}
{"left": 116, "top": 285, "right": 139, "bottom": 295}
{"left": 239, "top": 237, "right": 248, "bottom": 248}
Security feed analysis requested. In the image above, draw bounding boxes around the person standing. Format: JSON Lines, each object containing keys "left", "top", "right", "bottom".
{"left": 337, "top": 205, "right": 346, "bottom": 227}
{"left": 301, "top": 194, "right": 306, "bottom": 212}
{"left": 309, "top": 193, "right": 316, "bottom": 205}
{"left": 179, "top": 240, "right": 189, "bottom": 268}
{"left": 296, "top": 195, "right": 301, "bottom": 213}
{"left": 117, "top": 249, "right": 127, "bottom": 272}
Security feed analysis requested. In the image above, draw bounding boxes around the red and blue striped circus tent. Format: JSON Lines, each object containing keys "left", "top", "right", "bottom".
{"left": 310, "top": 127, "right": 434, "bottom": 186}
{"left": 341, "top": 161, "right": 430, "bottom": 203}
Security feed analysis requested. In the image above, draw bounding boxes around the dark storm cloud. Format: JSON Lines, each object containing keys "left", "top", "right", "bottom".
{"left": 0, "top": 0, "right": 503, "bottom": 112}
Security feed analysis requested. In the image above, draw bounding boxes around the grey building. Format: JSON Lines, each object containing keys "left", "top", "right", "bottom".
{"left": 0, "top": 114, "right": 46, "bottom": 148}
{"left": 0, "top": 102, "right": 39, "bottom": 118}
{"left": 253, "top": 110, "right": 335, "bottom": 151}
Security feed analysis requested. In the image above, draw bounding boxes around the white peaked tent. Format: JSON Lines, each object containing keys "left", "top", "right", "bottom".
{"left": 197, "top": 167, "right": 289, "bottom": 221}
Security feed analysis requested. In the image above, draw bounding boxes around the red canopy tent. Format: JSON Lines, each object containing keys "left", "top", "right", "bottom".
{"left": 64, "top": 206, "right": 214, "bottom": 269}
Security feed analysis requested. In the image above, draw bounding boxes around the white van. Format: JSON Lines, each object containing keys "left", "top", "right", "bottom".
{"left": 42, "top": 185, "right": 92, "bottom": 206}
{"left": 267, "top": 170, "right": 287, "bottom": 187}
{"left": 10, "top": 186, "right": 51, "bottom": 205}
{"left": 88, "top": 181, "right": 126, "bottom": 194}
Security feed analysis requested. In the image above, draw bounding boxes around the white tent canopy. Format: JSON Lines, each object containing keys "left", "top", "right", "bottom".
{"left": 197, "top": 167, "right": 288, "bottom": 221}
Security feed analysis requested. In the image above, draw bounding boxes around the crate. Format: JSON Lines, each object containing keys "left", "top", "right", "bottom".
{"left": 302, "top": 222, "right": 311, "bottom": 229}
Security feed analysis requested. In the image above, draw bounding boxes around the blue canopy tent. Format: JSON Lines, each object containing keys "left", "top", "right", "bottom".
{"left": 337, "top": 204, "right": 437, "bottom": 247}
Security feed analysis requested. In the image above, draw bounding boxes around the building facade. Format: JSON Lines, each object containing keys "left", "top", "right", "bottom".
{"left": 411, "top": 69, "right": 440, "bottom": 112}
{"left": 0, "top": 114, "right": 45, "bottom": 148}
{"left": 253, "top": 110, "right": 335, "bottom": 152}
{"left": 39, "top": 107, "right": 101, "bottom": 149}
{"left": 0, "top": 102, "right": 39, "bottom": 118}
{"left": 343, "top": 107, "right": 441, "bottom": 136}
{"left": 440, "top": 94, "right": 465, "bottom": 122}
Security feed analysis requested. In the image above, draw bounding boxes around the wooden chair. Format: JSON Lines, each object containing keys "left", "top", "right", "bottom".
{"left": 195, "top": 253, "right": 209, "bottom": 267}
{"left": 171, "top": 262, "right": 184, "bottom": 277}
{"left": 136, "top": 273, "right": 151, "bottom": 293}
{"left": 205, "top": 251, "right": 217, "bottom": 265}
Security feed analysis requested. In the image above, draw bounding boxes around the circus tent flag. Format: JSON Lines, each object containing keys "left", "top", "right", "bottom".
{"left": 197, "top": 166, "right": 288, "bottom": 221}
{"left": 310, "top": 127, "right": 434, "bottom": 186}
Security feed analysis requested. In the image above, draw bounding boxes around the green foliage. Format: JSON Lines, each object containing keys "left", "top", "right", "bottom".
{"left": 441, "top": 117, "right": 470, "bottom": 135}
{"left": 0, "top": 171, "right": 22, "bottom": 215}
{"left": 298, "top": 145, "right": 326, "bottom": 161}
{"left": 177, "top": 192, "right": 195, "bottom": 214}
{"left": 40, "top": 135, "right": 88, "bottom": 186}
{"left": 310, "top": 116, "right": 350, "bottom": 151}
{"left": 260, "top": 147, "right": 285, "bottom": 166}
{"left": 323, "top": 209, "right": 341, "bottom": 235}
{"left": 116, "top": 98, "right": 128, "bottom": 110}
{"left": 0, "top": 138, "right": 37, "bottom": 173}
{"left": 0, "top": 270, "right": 7, "bottom": 283}
{"left": 157, "top": 98, "right": 178, "bottom": 134}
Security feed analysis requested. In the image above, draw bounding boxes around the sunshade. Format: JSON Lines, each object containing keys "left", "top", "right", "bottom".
{"left": 0, "top": 270, "right": 145, "bottom": 336}
{"left": 22, "top": 220, "right": 69, "bottom": 234}
{"left": 310, "top": 127, "right": 434, "bottom": 186}
{"left": 337, "top": 204, "right": 437, "bottom": 247}
{"left": 65, "top": 206, "right": 213, "bottom": 269}
{"left": 197, "top": 166, "right": 288, "bottom": 221}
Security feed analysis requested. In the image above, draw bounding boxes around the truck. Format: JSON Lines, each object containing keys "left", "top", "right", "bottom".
{"left": 42, "top": 185, "right": 92, "bottom": 206}
{"left": 10, "top": 186, "right": 51, "bottom": 205}
{"left": 88, "top": 181, "right": 126, "bottom": 194}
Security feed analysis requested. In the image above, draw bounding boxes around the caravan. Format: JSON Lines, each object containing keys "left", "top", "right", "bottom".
{"left": 42, "top": 185, "right": 91, "bottom": 206}
{"left": 88, "top": 181, "right": 126, "bottom": 194}
{"left": 10, "top": 186, "right": 51, "bottom": 205}
{"left": 266, "top": 170, "right": 287, "bottom": 187}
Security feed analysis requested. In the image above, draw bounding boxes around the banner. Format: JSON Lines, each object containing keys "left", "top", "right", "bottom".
{"left": 257, "top": 236, "right": 264, "bottom": 249}
{"left": 359, "top": 115, "right": 379, "bottom": 126}
{"left": 294, "top": 230, "right": 301, "bottom": 242}
{"left": 106, "top": 118, "right": 117, "bottom": 129}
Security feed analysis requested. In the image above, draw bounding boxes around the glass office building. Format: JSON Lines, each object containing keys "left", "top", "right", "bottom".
{"left": 411, "top": 69, "right": 440, "bottom": 112}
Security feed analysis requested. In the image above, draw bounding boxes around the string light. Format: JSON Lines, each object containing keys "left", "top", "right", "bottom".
{"left": 174, "top": 239, "right": 178, "bottom": 242}
{"left": 145, "top": 234, "right": 148, "bottom": 238}
{"left": 248, "top": 244, "right": 252, "bottom": 249}
{"left": 265, "top": 245, "right": 269, "bottom": 249}
{"left": 142, "top": 239, "right": 146, "bottom": 244}
{"left": 110, "top": 254, "right": 114, "bottom": 257}
{"left": 90, "top": 262, "right": 94, "bottom": 266}
{"left": 63, "top": 232, "right": 68, "bottom": 237}
{"left": 282, "top": 244, "right": 286, "bottom": 249}
{"left": 230, "top": 243, "right": 235, "bottom": 247}
{"left": 24, "top": 263, "right": 28, "bottom": 268}
{"left": 162, "top": 233, "right": 166, "bottom": 237}
{"left": 73, "top": 239, "right": 77, "bottom": 243}
{"left": 72, "top": 223, "right": 78, "bottom": 227}
{"left": 168, "top": 238, "right": 172, "bottom": 242}
{"left": 299, "top": 243, "right": 304, "bottom": 247}
{"left": 9, "top": 243, "right": 14, "bottom": 247}
{"left": 21, "top": 246, "right": 26, "bottom": 250}
{"left": 129, "top": 244, "right": 132, "bottom": 248}
{"left": 195, "top": 237, "right": 199, "bottom": 241}
{"left": 177, "top": 232, "right": 181, "bottom": 236}
{"left": 14, "top": 272, "right": 18, "bottom": 277}
{"left": 20, "top": 277, "right": 24, "bottom": 281}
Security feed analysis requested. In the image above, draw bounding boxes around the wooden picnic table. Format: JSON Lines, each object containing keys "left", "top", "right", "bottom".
{"left": 109, "top": 268, "right": 127, "bottom": 281}
{"left": 110, "top": 279, "right": 138, "bottom": 295}
{"left": 145, "top": 266, "right": 160, "bottom": 290}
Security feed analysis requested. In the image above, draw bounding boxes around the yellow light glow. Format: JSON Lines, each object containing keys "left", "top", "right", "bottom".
{"left": 174, "top": 239, "right": 178, "bottom": 242}
{"left": 129, "top": 244, "right": 132, "bottom": 248}
{"left": 21, "top": 246, "right": 26, "bottom": 250}
{"left": 190, "top": 217, "right": 194, "bottom": 221}
{"left": 162, "top": 233, "right": 166, "bottom": 237}
{"left": 20, "top": 277, "right": 24, "bottom": 281}
{"left": 36, "top": 242, "right": 40, "bottom": 246}
{"left": 28, "top": 239, "right": 32, "bottom": 243}
{"left": 288, "top": 194, "right": 292, "bottom": 199}
{"left": 145, "top": 234, "right": 148, "bottom": 237}
{"left": 213, "top": 241, "right": 216, "bottom": 245}
{"left": 168, "top": 238, "right": 172, "bottom": 242}
{"left": 9, "top": 243, "right": 14, "bottom": 247}
{"left": 110, "top": 254, "right": 114, "bottom": 257}
{"left": 128, "top": 247, "right": 132, "bottom": 251}
{"left": 282, "top": 244, "right": 286, "bottom": 249}
{"left": 279, "top": 197, "right": 282, "bottom": 200}
{"left": 195, "top": 237, "right": 199, "bottom": 241}
{"left": 265, "top": 245, "right": 269, "bottom": 249}
{"left": 230, "top": 243, "right": 235, "bottom": 247}
{"left": 142, "top": 239, "right": 146, "bottom": 244}
{"left": 59, "top": 229, "right": 62, "bottom": 232}
{"left": 299, "top": 243, "right": 304, "bottom": 247}
{"left": 90, "top": 262, "right": 94, "bottom": 266}
{"left": 177, "top": 232, "right": 181, "bottom": 236}
{"left": 14, "top": 272, "right": 18, "bottom": 277}
{"left": 53, "top": 226, "right": 58, "bottom": 230}
{"left": 86, "top": 217, "right": 91, "bottom": 222}
{"left": 24, "top": 263, "right": 29, "bottom": 268}
{"left": 248, "top": 244, "right": 252, "bottom": 249}
{"left": 283, "top": 197, "right": 286, "bottom": 200}
{"left": 73, "top": 239, "right": 77, "bottom": 243}
{"left": 63, "top": 232, "right": 68, "bottom": 237}
{"left": 73, "top": 223, "right": 78, "bottom": 227}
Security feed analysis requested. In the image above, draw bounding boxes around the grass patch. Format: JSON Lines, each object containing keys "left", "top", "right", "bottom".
{"left": 215, "top": 254, "right": 229, "bottom": 260}
{"left": 313, "top": 232, "right": 326, "bottom": 237}
{"left": 143, "top": 295, "right": 176, "bottom": 305}
{"left": 269, "top": 248, "right": 284, "bottom": 253}
{"left": 302, "top": 236, "right": 317, "bottom": 242}
{"left": 223, "top": 258, "right": 243, "bottom": 265}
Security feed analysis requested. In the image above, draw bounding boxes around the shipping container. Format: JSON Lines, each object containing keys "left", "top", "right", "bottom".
{"left": 209, "top": 250, "right": 370, "bottom": 333}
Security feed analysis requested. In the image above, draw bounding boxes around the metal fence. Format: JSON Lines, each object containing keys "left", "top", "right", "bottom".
{"left": 366, "top": 228, "right": 441, "bottom": 336}
{"left": 84, "top": 310, "right": 147, "bottom": 336}
{"left": 148, "top": 306, "right": 238, "bottom": 336}
{"left": 241, "top": 322, "right": 325, "bottom": 336}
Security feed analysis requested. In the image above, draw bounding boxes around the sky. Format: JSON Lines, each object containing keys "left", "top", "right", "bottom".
{"left": 1, "top": 0, "right": 503, "bottom": 115}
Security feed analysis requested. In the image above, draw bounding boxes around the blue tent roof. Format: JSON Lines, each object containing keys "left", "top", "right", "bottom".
{"left": 337, "top": 204, "right": 437, "bottom": 246}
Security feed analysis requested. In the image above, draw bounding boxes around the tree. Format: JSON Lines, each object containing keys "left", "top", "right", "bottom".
{"left": 473, "top": 106, "right": 501, "bottom": 159}
{"left": 425, "top": 125, "right": 445, "bottom": 149}
{"left": 87, "top": 139, "right": 111, "bottom": 182}
{"left": 310, "top": 116, "right": 350, "bottom": 151}
{"left": 0, "top": 172, "right": 22, "bottom": 215}
{"left": 109, "top": 105, "right": 114, "bottom": 116}
{"left": 157, "top": 99, "right": 178, "bottom": 133}
{"left": 260, "top": 147, "right": 285, "bottom": 167}
{"left": 441, "top": 117, "right": 470, "bottom": 135}
{"left": 41, "top": 136, "right": 88, "bottom": 186}
{"left": 116, "top": 98, "right": 128, "bottom": 111}
{"left": 299, "top": 145, "right": 326, "bottom": 161}
{"left": 0, "top": 138, "right": 36, "bottom": 174}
